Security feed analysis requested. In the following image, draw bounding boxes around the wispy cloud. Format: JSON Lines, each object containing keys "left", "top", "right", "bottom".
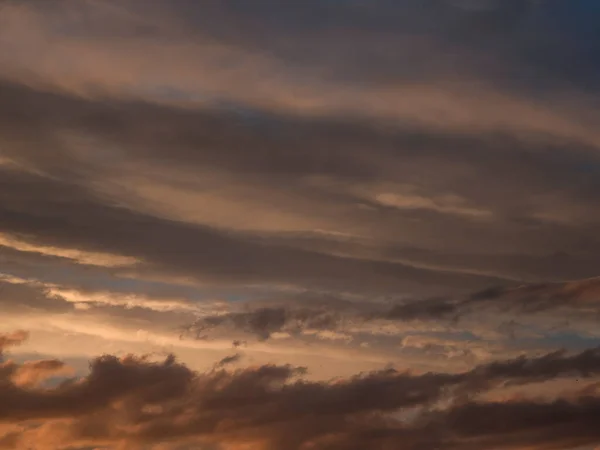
{"left": 0, "top": 1, "right": 599, "bottom": 448}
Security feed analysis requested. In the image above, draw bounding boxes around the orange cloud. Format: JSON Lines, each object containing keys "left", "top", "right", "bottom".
{"left": 1, "top": 331, "right": 600, "bottom": 449}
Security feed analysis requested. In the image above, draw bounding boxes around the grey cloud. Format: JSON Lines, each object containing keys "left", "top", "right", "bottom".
{"left": 469, "top": 346, "right": 600, "bottom": 386}
{"left": 386, "top": 276, "right": 600, "bottom": 322}
{"left": 192, "top": 308, "right": 287, "bottom": 341}
{"left": 425, "top": 396, "right": 600, "bottom": 450}
{"left": 321, "top": 396, "right": 600, "bottom": 450}
{"left": 0, "top": 162, "right": 507, "bottom": 296}
{"left": 158, "top": 0, "right": 596, "bottom": 91}
{"left": 185, "top": 277, "right": 600, "bottom": 342}
{"left": 2, "top": 342, "right": 600, "bottom": 449}
{"left": 0, "top": 353, "right": 193, "bottom": 422}
{"left": 0, "top": 2, "right": 598, "bottom": 448}
{"left": 386, "top": 298, "right": 459, "bottom": 322}
{"left": 187, "top": 306, "right": 343, "bottom": 341}
{"left": 215, "top": 353, "right": 242, "bottom": 368}
{"left": 2, "top": 80, "right": 600, "bottom": 290}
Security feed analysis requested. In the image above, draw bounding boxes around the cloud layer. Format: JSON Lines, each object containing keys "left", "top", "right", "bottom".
{"left": 0, "top": 1, "right": 599, "bottom": 448}
{"left": 2, "top": 331, "right": 600, "bottom": 449}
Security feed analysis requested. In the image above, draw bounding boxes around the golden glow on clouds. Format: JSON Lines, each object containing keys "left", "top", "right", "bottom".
{"left": 0, "top": 232, "right": 138, "bottom": 267}
{"left": 47, "top": 287, "right": 204, "bottom": 313}
{"left": 0, "top": 1, "right": 599, "bottom": 448}
{"left": 108, "top": 175, "right": 333, "bottom": 233}
{"left": 374, "top": 192, "right": 492, "bottom": 218}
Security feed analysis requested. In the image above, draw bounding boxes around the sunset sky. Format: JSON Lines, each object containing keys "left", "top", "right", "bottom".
{"left": 1, "top": 1, "right": 600, "bottom": 449}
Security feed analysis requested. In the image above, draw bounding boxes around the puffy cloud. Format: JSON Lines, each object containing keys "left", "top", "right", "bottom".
{"left": 1, "top": 335, "right": 600, "bottom": 449}
{"left": 0, "top": 330, "right": 28, "bottom": 357}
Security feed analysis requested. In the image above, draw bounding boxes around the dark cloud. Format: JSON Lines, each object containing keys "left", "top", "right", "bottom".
{"left": 425, "top": 396, "right": 600, "bottom": 450}
{"left": 0, "top": 3, "right": 599, "bottom": 447}
{"left": 470, "top": 346, "right": 600, "bottom": 385}
{"left": 187, "top": 306, "right": 344, "bottom": 341}
{"left": 2, "top": 79, "right": 600, "bottom": 290}
{"left": 385, "top": 277, "right": 600, "bottom": 323}
{"left": 231, "top": 340, "right": 246, "bottom": 349}
{"left": 318, "top": 396, "right": 600, "bottom": 450}
{"left": 215, "top": 353, "right": 242, "bottom": 368}
{"left": 0, "top": 162, "right": 508, "bottom": 297}
{"left": 2, "top": 339, "right": 600, "bottom": 449}
{"left": 158, "top": 0, "right": 599, "bottom": 91}
{"left": 0, "top": 353, "right": 193, "bottom": 422}
{"left": 1, "top": 78, "right": 600, "bottom": 295}
{"left": 183, "top": 277, "right": 600, "bottom": 342}
{"left": 385, "top": 298, "right": 459, "bottom": 322}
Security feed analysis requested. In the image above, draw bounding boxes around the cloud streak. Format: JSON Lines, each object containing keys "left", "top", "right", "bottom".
{"left": 184, "top": 278, "right": 600, "bottom": 345}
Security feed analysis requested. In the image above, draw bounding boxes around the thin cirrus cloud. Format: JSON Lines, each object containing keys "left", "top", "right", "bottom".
{"left": 0, "top": 1, "right": 599, "bottom": 449}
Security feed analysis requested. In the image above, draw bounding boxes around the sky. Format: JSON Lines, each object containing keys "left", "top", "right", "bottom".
{"left": 1, "top": 0, "right": 600, "bottom": 449}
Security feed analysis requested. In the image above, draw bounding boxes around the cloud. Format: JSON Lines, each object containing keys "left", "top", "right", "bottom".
{"left": 215, "top": 353, "right": 242, "bottom": 368}
{"left": 2, "top": 0, "right": 598, "bottom": 144}
{"left": 0, "top": 231, "right": 138, "bottom": 268}
{"left": 420, "top": 396, "right": 600, "bottom": 450}
{"left": 0, "top": 148, "right": 509, "bottom": 297}
{"left": 0, "top": 353, "right": 193, "bottom": 422}
{"left": 187, "top": 306, "right": 346, "bottom": 341}
{"left": 1, "top": 337, "right": 600, "bottom": 449}
{"left": 0, "top": 2, "right": 598, "bottom": 446}
{"left": 9, "top": 359, "right": 73, "bottom": 388}
{"left": 232, "top": 340, "right": 246, "bottom": 349}
{"left": 183, "top": 277, "right": 600, "bottom": 345}
{"left": 385, "top": 276, "right": 600, "bottom": 323}
{"left": 0, "top": 330, "right": 28, "bottom": 356}
{"left": 2, "top": 77, "right": 600, "bottom": 291}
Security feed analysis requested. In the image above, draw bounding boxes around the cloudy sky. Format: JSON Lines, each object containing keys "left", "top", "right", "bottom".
{"left": 1, "top": 0, "right": 600, "bottom": 448}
